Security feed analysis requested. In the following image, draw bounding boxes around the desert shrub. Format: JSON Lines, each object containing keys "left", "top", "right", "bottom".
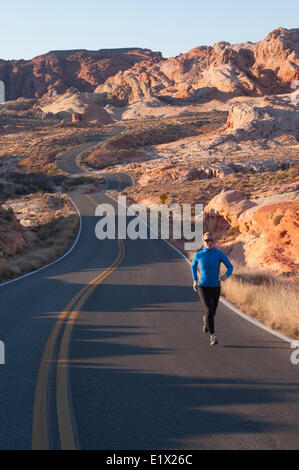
{"left": 0, "top": 261, "right": 19, "bottom": 280}
{"left": 47, "top": 166, "right": 60, "bottom": 175}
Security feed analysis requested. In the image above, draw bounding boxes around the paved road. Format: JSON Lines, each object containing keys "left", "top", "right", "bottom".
{"left": 0, "top": 131, "right": 298, "bottom": 450}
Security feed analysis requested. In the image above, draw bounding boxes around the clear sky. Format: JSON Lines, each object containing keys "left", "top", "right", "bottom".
{"left": 1, "top": 0, "right": 298, "bottom": 60}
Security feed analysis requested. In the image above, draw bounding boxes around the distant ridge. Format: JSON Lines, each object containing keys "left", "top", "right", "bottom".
{"left": 0, "top": 28, "right": 298, "bottom": 102}
{"left": 0, "top": 48, "right": 162, "bottom": 100}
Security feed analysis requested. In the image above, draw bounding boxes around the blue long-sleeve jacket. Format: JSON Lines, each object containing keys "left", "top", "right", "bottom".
{"left": 191, "top": 247, "right": 233, "bottom": 287}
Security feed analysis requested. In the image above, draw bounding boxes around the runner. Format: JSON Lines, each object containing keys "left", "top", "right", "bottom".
{"left": 191, "top": 232, "right": 233, "bottom": 346}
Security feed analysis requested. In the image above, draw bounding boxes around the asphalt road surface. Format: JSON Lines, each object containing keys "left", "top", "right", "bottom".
{"left": 0, "top": 130, "right": 298, "bottom": 450}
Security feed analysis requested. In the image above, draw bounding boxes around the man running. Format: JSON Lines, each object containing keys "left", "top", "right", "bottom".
{"left": 191, "top": 232, "right": 233, "bottom": 346}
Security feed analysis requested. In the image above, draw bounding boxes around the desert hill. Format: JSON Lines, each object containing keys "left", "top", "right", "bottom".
{"left": 95, "top": 28, "right": 299, "bottom": 105}
{"left": 0, "top": 28, "right": 298, "bottom": 105}
{"left": 0, "top": 48, "right": 162, "bottom": 100}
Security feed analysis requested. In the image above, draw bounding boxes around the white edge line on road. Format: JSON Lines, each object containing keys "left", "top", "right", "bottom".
{"left": 106, "top": 193, "right": 295, "bottom": 344}
{"left": 219, "top": 297, "right": 294, "bottom": 344}
{"left": 118, "top": 171, "right": 135, "bottom": 187}
{"left": 0, "top": 196, "right": 82, "bottom": 289}
{"left": 96, "top": 175, "right": 109, "bottom": 193}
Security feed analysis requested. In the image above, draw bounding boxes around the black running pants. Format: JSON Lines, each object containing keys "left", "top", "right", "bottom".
{"left": 197, "top": 286, "right": 221, "bottom": 335}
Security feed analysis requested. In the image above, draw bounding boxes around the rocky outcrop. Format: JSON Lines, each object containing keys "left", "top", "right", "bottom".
{"left": 225, "top": 102, "right": 299, "bottom": 140}
{"left": 30, "top": 87, "right": 115, "bottom": 123}
{"left": 204, "top": 189, "right": 299, "bottom": 275}
{"left": 0, "top": 48, "right": 162, "bottom": 100}
{"left": 137, "top": 157, "right": 296, "bottom": 185}
{"left": 95, "top": 28, "right": 299, "bottom": 105}
{"left": 174, "top": 158, "right": 296, "bottom": 181}
{"left": 0, "top": 204, "right": 33, "bottom": 258}
{"left": 202, "top": 99, "right": 299, "bottom": 150}
{"left": 204, "top": 190, "right": 256, "bottom": 234}
{"left": 71, "top": 103, "right": 113, "bottom": 124}
{"left": 254, "top": 28, "right": 299, "bottom": 85}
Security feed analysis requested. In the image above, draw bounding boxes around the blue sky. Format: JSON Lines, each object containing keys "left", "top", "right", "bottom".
{"left": 1, "top": 0, "right": 298, "bottom": 60}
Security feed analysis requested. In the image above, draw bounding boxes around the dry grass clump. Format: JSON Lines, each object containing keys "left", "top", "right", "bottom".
{"left": 220, "top": 264, "right": 299, "bottom": 339}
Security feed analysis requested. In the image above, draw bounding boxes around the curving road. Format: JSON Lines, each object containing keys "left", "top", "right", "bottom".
{"left": 0, "top": 129, "right": 298, "bottom": 450}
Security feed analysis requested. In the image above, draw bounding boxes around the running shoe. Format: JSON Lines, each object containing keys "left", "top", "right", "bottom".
{"left": 210, "top": 334, "right": 218, "bottom": 346}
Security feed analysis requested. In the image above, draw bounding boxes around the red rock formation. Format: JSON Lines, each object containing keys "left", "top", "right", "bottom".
{"left": 72, "top": 103, "right": 113, "bottom": 124}
{"left": 0, "top": 48, "right": 162, "bottom": 100}
{"left": 1, "top": 28, "right": 298, "bottom": 105}
{"left": 254, "top": 28, "right": 299, "bottom": 84}
{"left": 204, "top": 190, "right": 299, "bottom": 275}
{"left": 96, "top": 28, "right": 299, "bottom": 104}
{"left": 253, "top": 202, "right": 299, "bottom": 273}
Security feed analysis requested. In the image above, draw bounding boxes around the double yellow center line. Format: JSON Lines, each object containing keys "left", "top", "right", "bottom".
{"left": 32, "top": 195, "right": 125, "bottom": 450}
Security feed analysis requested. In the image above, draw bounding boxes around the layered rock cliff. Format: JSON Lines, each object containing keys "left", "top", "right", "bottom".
{"left": 204, "top": 189, "right": 299, "bottom": 275}
{"left": 0, "top": 48, "right": 162, "bottom": 100}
